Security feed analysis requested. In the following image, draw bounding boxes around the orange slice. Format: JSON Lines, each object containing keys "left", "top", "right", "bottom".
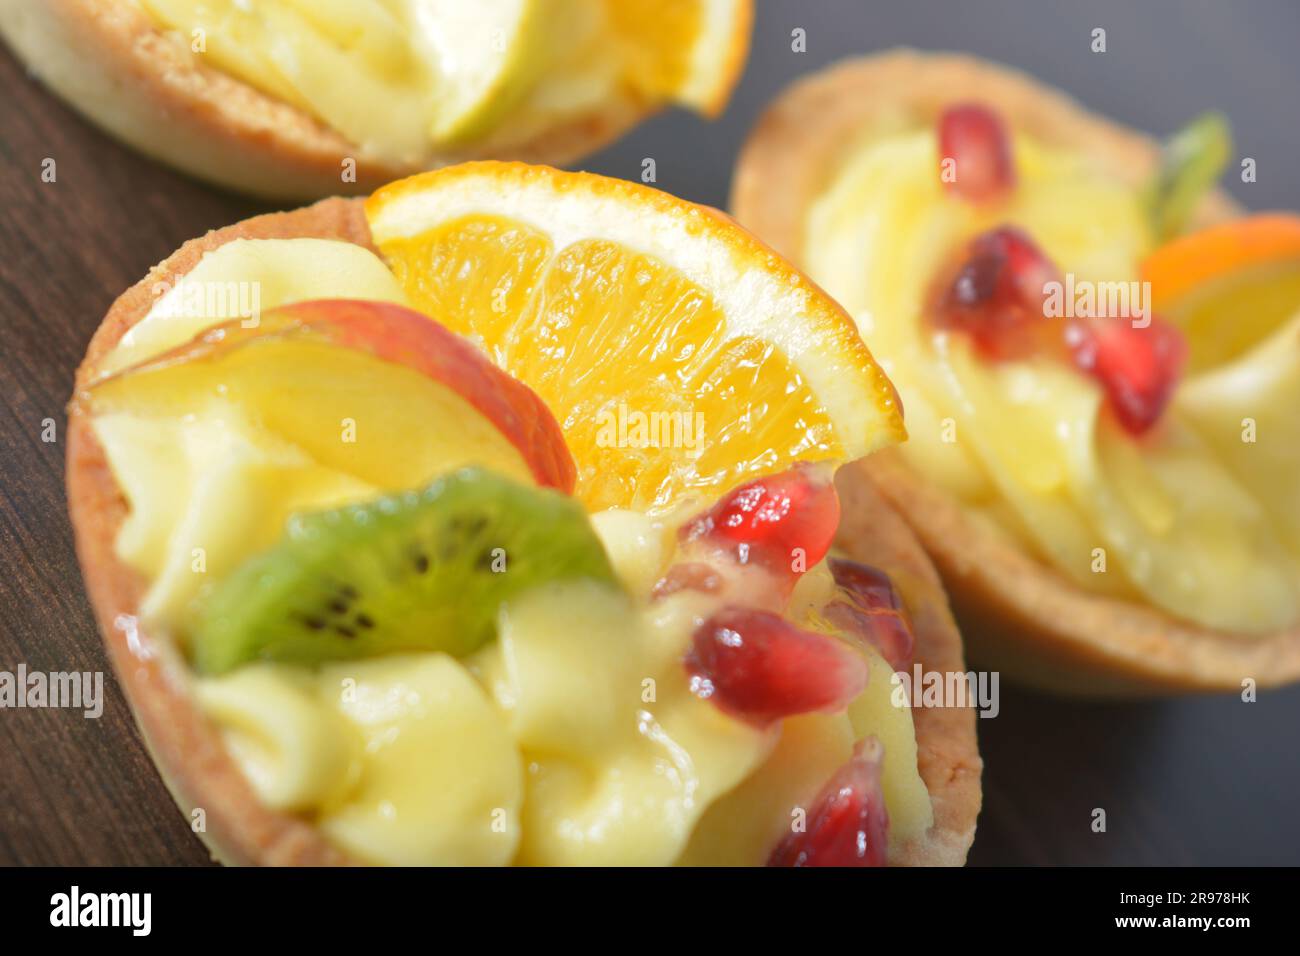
{"left": 1143, "top": 213, "right": 1300, "bottom": 369}
{"left": 365, "top": 162, "right": 904, "bottom": 513}
{"left": 1143, "top": 213, "right": 1300, "bottom": 305}
{"left": 605, "top": 0, "right": 753, "bottom": 116}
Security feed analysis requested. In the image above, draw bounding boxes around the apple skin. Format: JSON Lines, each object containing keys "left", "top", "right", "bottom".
{"left": 268, "top": 299, "right": 576, "bottom": 492}
{"left": 84, "top": 298, "right": 576, "bottom": 494}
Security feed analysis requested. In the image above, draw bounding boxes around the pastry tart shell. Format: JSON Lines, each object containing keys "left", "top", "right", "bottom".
{"left": 0, "top": 0, "right": 671, "bottom": 200}
{"left": 66, "top": 196, "right": 982, "bottom": 865}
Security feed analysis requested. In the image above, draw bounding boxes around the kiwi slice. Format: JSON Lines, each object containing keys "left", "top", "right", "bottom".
{"left": 1148, "top": 111, "right": 1232, "bottom": 241}
{"left": 190, "top": 467, "right": 618, "bottom": 674}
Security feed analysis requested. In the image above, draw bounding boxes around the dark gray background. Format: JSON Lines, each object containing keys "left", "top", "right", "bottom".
{"left": 583, "top": 0, "right": 1300, "bottom": 865}
{"left": 1, "top": 0, "right": 1296, "bottom": 866}
{"left": 587, "top": 0, "right": 1299, "bottom": 212}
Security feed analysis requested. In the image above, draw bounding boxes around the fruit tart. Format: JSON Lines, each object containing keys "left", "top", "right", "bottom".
{"left": 732, "top": 50, "right": 1300, "bottom": 694}
{"left": 66, "top": 163, "right": 981, "bottom": 865}
{"left": 1, "top": 0, "right": 751, "bottom": 199}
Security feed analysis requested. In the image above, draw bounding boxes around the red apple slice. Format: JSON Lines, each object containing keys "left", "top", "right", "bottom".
{"left": 79, "top": 299, "right": 575, "bottom": 493}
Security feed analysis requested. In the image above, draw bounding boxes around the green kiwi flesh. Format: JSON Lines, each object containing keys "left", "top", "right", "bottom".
{"left": 190, "top": 467, "right": 618, "bottom": 674}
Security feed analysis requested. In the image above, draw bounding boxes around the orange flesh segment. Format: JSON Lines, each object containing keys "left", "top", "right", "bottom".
{"left": 605, "top": 0, "right": 702, "bottom": 100}
{"left": 381, "top": 215, "right": 845, "bottom": 512}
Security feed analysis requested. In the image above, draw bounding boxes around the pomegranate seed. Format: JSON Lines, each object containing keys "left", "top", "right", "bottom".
{"left": 823, "top": 558, "right": 915, "bottom": 671}
{"left": 679, "top": 463, "right": 840, "bottom": 581}
{"left": 652, "top": 562, "right": 724, "bottom": 600}
{"left": 685, "top": 607, "right": 868, "bottom": 727}
{"left": 1066, "top": 315, "right": 1187, "bottom": 435}
{"left": 933, "top": 226, "right": 1061, "bottom": 360}
{"left": 768, "top": 737, "right": 889, "bottom": 867}
{"left": 938, "top": 103, "right": 1016, "bottom": 203}
{"left": 931, "top": 214, "right": 1184, "bottom": 434}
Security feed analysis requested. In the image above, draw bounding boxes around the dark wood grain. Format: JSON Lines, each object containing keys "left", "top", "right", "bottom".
{"left": 0, "top": 42, "right": 261, "bottom": 867}
{"left": 2, "top": 0, "right": 1298, "bottom": 866}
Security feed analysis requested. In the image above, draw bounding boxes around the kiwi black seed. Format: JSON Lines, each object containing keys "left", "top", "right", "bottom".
{"left": 190, "top": 467, "right": 619, "bottom": 675}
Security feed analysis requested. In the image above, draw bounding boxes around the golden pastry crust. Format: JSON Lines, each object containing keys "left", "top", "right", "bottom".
{"left": 731, "top": 49, "right": 1300, "bottom": 694}
{"left": 66, "top": 195, "right": 980, "bottom": 865}
{"left": 835, "top": 460, "right": 982, "bottom": 865}
{"left": 68, "top": 199, "right": 373, "bottom": 865}
{"left": 0, "top": 0, "right": 653, "bottom": 199}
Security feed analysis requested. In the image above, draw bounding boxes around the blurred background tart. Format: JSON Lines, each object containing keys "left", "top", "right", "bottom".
{"left": 732, "top": 50, "right": 1300, "bottom": 694}
{"left": 0, "top": 0, "right": 752, "bottom": 198}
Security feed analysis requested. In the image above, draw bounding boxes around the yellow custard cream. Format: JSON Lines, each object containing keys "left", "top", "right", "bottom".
{"left": 136, "top": 0, "right": 631, "bottom": 164}
{"left": 803, "top": 128, "right": 1300, "bottom": 634}
{"left": 90, "top": 238, "right": 931, "bottom": 866}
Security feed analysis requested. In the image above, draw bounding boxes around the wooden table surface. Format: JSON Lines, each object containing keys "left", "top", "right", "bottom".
{"left": 2, "top": 0, "right": 1298, "bottom": 866}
